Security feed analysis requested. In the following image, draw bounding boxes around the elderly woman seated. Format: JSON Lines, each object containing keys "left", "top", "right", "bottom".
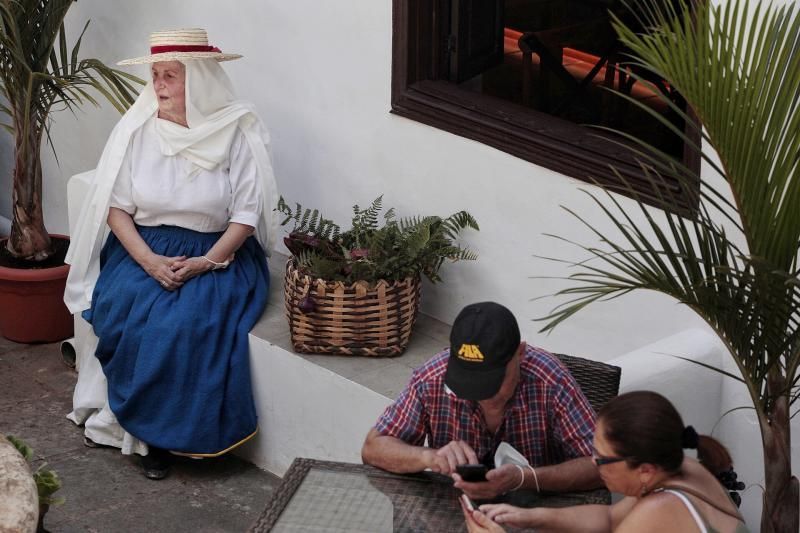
{"left": 65, "top": 28, "right": 278, "bottom": 480}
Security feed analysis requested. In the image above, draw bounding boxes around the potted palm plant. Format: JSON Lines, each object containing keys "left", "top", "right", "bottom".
{"left": 0, "top": 0, "right": 139, "bottom": 342}
{"left": 540, "top": 0, "right": 799, "bottom": 531}
{"left": 278, "top": 196, "right": 478, "bottom": 356}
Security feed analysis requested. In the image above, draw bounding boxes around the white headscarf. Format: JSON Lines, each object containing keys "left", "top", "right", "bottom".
{"left": 64, "top": 59, "right": 278, "bottom": 314}
{"left": 155, "top": 59, "right": 240, "bottom": 173}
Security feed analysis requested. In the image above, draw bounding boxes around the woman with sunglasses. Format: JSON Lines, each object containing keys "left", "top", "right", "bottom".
{"left": 462, "top": 391, "right": 749, "bottom": 532}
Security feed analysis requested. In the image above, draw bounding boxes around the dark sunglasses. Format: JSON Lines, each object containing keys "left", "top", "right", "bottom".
{"left": 592, "top": 450, "right": 627, "bottom": 467}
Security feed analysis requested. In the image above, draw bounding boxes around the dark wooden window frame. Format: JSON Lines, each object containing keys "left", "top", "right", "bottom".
{"left": 391, "top": 0, "right": 701, "bottom": 208}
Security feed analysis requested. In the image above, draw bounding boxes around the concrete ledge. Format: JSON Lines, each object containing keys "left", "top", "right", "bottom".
{"left": 236, "top": 252, "right": 451, "bottom": 475}
{"left": 608, "top": 328, "right": 726, "bottom": 433}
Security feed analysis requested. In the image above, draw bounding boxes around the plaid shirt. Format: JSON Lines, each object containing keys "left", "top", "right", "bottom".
{"left": 374, "top": 344, "right": 596, "bottom": 467}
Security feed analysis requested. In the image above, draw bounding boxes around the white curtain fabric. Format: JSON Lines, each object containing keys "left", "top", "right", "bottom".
{"left": 64, "top": 59, "right": 278, "bottom": 455}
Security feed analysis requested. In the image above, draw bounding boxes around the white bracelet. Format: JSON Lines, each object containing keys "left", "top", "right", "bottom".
{"left": 202, "top": 255, "right": 230, "bottom": 270}
{"left": 510, "top": 464, "right": 525, "bottom": 492}
{"left": 527, "top": 464, "right": 540, "bottom": 492}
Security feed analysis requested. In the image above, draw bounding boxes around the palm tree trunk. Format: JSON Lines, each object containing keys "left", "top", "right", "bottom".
{"left": 6, "top": 125, "right": 51, "bottom": 261}
{"left": 761, "top": 389, "right": 799, "bottom": 533}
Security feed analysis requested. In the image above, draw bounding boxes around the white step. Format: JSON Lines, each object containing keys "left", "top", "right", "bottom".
{"left": 237, "top": 253, "right": 450, "bottom": 476}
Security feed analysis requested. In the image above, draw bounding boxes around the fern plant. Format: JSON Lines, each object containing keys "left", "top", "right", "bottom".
{"left": 277, "top": 195, "right": 479, "bottom": 284}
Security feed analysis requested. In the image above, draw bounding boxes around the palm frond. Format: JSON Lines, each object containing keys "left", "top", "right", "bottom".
{"left": 541, "top": 0, "right": 800, "bottom": 422}
{"left": 0, "top": 6, "right": 142, "bottom": 140}
{"left": 614, "top": 0, "right": 800, "bottom": 267}
{"left": 1, "top": 0, "right": 144, "bottom": 260}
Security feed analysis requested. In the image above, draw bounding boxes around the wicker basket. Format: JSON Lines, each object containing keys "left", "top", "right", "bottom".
{"left": 284, "top": 259, "right": 422, "bottom": 356}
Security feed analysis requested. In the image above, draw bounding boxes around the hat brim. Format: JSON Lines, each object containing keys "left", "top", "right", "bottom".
{"left": 117, "top": 51, "right": 242, "bottom": 66}
{"left": 444, "top": 361, "right": 507, "bottom": 401}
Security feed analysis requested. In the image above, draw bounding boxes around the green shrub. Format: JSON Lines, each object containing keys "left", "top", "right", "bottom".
{"left": 7, "top": 435, "right": 64, "bottom": 506}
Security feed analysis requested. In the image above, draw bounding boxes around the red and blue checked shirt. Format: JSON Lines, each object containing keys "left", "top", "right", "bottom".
{"left": 374, "top": 344, "right": 596, "bottom": 467}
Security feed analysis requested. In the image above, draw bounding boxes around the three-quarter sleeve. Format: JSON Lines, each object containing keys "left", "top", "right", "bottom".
{"left": 226, "top": 129, "right": 262, "bottom": 228}
{"left": 109, "top": 144, "right": 136, "bottom": 215}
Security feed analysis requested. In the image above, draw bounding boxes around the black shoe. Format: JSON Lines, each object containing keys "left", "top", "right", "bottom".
{"left": 84, "top": 436, "right": 110, "bottom": 449}
{"left": 141, "top": 446, "right": 174, "bottom": 480}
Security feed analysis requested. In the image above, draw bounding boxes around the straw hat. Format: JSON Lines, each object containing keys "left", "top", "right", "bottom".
{"left": 117, "top": 28, "right": 242, "bottom": 65}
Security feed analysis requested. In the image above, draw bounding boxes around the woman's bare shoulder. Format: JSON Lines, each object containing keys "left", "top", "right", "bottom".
{"left": 669, "top": 458, "right": 738, "bottom": 508}
{"left": 615, "top": 492, "right": 699, "bottom": 533}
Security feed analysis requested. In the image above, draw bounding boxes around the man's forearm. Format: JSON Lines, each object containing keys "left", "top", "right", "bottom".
{"left": 361, "top": 431, "right": 431, "bottom": 474}
{"left": 526, "top": 456, "right": 603, "bottom": 492}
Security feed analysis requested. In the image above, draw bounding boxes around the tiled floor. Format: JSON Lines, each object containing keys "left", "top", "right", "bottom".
{"left": 0, "top": 337, "right": 279, "bottom": 533}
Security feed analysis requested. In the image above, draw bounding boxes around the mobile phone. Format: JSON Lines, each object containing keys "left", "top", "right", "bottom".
{"left": 461, "top": 493, "right": 476, "bottom": 512}
{"left": 456, "top": 463, "right": 488, "bottom": 482}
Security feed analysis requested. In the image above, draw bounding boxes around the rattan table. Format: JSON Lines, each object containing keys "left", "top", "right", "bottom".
{"left": 249, "top": 458, "right": 609, "bottom": 532}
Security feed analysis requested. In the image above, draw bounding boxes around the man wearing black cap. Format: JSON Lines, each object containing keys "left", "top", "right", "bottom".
{"left": 362, "top": 302, "right": 601, "bottom": 499}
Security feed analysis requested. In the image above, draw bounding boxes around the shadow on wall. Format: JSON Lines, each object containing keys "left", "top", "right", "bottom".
{"left": 0, "top": 215, "right": 10, "bottom": 238}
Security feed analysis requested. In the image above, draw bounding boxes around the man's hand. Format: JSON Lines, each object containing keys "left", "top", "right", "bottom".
{"left": 453, "top": 464, "right": 523, "bottom": 500}
{"left": 426, "top": 440, "right": 480, "bottom": 474}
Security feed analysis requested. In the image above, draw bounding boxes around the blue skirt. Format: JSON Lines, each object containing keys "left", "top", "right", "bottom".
{"left": 83, "top": 225, "right": 269, "bottom": 455}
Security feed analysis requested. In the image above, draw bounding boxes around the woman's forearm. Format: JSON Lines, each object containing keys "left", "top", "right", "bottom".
{"left": 107, "top": 207, "right": 154, "bottom": 264}
{"left": 533, "top": 505, "right": 612, "bottom": 533}
{"left": 203, "top": 222, "right": 254, "bottom": 263}
{"left": 484, "top": 504, "right": 612, "bottom": 533}
{"left": 170, "top": 222, "right": 256, "bottom": 282}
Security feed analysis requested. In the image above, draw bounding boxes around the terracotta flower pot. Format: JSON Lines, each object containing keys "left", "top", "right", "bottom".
{"left": 0, "top": 235, "right": 73, "bottom": 343}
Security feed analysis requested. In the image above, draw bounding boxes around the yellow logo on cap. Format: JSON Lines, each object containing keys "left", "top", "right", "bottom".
{"left": 458, "top": 344, "right": 484, "bottom": 362}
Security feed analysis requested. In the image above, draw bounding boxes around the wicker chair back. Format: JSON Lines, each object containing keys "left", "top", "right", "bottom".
{"left": 554, "top": 353, "right": 622, "bottom": 413}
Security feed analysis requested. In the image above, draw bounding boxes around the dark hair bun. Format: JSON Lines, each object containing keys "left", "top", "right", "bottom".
{"left": 681, "top": 425, "right": 699, "bottom": 449}
{"left": 716, "top": 467, "right": 746, "bottom": 508}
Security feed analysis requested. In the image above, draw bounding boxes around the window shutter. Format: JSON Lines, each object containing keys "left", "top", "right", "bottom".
{"left": 449, "top": 0, "right": 504, "bottom": 83}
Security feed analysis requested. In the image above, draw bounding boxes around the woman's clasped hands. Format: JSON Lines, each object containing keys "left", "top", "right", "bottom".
{"left": 141, "top": 253, "right": 186, "bottom": 291}
{"left": 142, "top": 252, "right": 233, "bottom": 290}
{"left": 171, "top": 256, "right": 222, "bottom": 283}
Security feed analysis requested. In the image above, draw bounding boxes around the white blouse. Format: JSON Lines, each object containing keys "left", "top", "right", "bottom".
{"left": 110, "top": 117, "right": 261, "bottom": 232}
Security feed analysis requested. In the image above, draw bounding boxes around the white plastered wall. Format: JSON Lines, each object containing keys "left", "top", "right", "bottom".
{"left": 38, "top": 2, "right": 798, "bottom": 528}
{"left": 3, "top": 0, "right": 709, "bottom": 363}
